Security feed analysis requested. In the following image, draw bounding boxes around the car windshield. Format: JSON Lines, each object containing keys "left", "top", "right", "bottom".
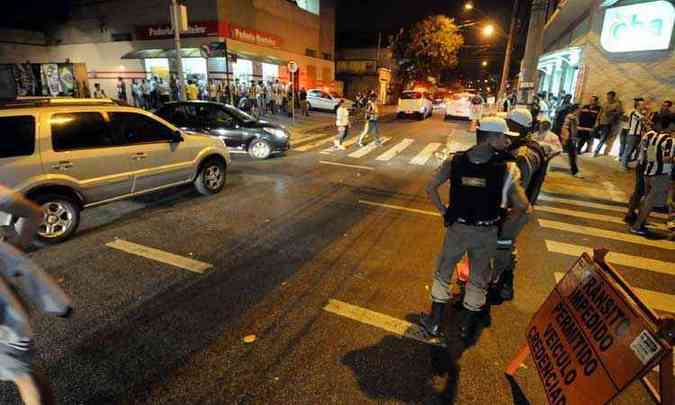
{"left": 225, "top": 105, "right": 256, "bottom": 123}
{"left": 401, "top": 92, "right": 423, "bottom": 100}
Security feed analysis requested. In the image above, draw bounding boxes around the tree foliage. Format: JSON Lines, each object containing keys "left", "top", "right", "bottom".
{"left": 390, "top": 15, "right": 464, "bottom": 85}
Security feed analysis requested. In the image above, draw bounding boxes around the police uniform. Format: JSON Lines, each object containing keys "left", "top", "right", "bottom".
{"left": 421, "top": 118, "right": 529, "bottom": 339}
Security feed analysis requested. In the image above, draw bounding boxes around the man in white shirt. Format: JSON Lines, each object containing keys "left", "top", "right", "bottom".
{"left": 532, "top": 118, "right": 562, "bottom": 156}
{"left": 334, "top": 100, "right": 350, "bottom": 150}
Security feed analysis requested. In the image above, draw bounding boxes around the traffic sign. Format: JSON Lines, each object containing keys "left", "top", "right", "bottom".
{"left": 288, "top": 61, "right": 298, "bottom": 74}
{"left": 506, "top": 249, "right": 673, "bottom": 405}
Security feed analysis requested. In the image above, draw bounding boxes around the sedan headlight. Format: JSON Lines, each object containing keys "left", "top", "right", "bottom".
{"left": 263, "top": 127, "right": 287, "bottom": 138}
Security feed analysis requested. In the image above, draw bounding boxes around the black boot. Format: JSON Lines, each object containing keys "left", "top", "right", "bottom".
{"left": 419, "top": 302, "right": 446, "bottom": 338}
{"left": 499, "top": 269, "right": 514, "bottom": 301}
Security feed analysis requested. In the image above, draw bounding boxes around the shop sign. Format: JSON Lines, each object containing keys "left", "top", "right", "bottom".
{"left": 525, "top": 253, "right": 668, "bottom": 404}
{"left": 136, "top": 21, "right": 220, "bottom": 40}
{"left": 229, "top": 25, "right": 281, "bottom": 48}
{"left": 600, "top": 1, "right": 675, "bottom": 53}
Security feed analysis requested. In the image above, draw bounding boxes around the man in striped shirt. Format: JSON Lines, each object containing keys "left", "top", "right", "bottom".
{"left": 629, "top": 130, "right": 675, "bottom": 236}
{"left": 620, "top": 100, "right": 647, "bottom": 169}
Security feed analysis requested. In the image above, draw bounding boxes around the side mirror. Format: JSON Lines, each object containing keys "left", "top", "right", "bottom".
{"left": 171, "top": 130, "right": 184, "bottom": 143}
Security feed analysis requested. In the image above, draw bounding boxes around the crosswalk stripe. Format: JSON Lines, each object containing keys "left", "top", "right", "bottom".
{"left": 359, "top": 200, "right": 439, "bottom": 216}
{"left": 347, "top": 137, "right": 392, "bottom": 158}
{"left": 545, "top": 240, "right": 674, "bottom": 277}
{"left": 295, "top": 136, "right": 332, "bottom": 152}
{"left": 292, "top": 132, "right": 331, "bottom": 144}
{"left": 409, "top": 142, "right": 443, "bottom": 165}
{"left": 542, "top": 183, "right": 625, "bottom": 203}
{"left": 553, "top": 273, "right": 674, "bottom": 314}
{"left": 538, "top": 194, "right": 668, "bottom": 220}
{"left": 106, "top": 239, "right": 211, "bottom": 273}
{"left": 535, "top": 206, "right": 667, "bottom": 231}
{"left": 376, "top": 138, "right": 414, "bottom": 161}
{"left": 323, "top": 299, "right": 443, "bottom": 346}
{"left": 319, "top": 136, "right": 363, "bottom": 154}
{"left": 602, "top": 181, "right": 628, "bottom": 201}
{"left": 537, "top": 219, "right": 675, "bottom": 250}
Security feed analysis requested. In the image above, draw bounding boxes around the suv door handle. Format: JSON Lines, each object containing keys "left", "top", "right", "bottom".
{"left": 131, "top": 152, "right": 148, "bottom": 160}
{"left": 51, "top": 160, "right": 73, "bottom": 170}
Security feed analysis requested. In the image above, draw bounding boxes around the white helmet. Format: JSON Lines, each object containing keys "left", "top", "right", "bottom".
{"left": 507, "top": 107, "right": 533, "bottom": 128}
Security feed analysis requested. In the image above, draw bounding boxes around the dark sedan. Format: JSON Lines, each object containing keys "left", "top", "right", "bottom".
{"left": 156, "top": 101, "right": 290, "bottom": 160}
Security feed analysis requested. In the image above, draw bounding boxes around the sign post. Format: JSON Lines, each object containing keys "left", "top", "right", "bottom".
{"left": 506, "top": 248, "right": 674, "bottom": 404}
{"left": 288, "top": 61, "right": 298, "bottom": 123}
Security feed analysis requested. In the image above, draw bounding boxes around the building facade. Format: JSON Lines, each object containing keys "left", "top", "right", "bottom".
{"left": 538, "top": 0, "right": 674, "bottom": 107}
{"left": 0, "top": 0, "right": 336, "bottom": 99}
{"left": 335, "top": 48, "right": 394, "bottom": 104}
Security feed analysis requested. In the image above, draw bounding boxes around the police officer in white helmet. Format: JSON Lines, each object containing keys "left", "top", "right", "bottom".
{"left": 421, "top": 117, "right": 530, "bottom": 342}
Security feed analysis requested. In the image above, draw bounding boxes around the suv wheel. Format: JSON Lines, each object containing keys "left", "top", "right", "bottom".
{"left": 195, "top": 158, "right": 226, "bottom": 195}
{"left": 248, "top": 139, "right": 272, "bottom": 160}
{"left": 34, "top": 194, "right": 81, "bottom": 244}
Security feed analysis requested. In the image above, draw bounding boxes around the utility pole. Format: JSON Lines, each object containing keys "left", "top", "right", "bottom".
{"left": 517, "top": 0, "right": 548, "bottom": 106}
{"left": 171, "top": 0, "right": 187, "bottom": 101}
{"left": 497, "top": 0, "right": 520, "bottom": 106}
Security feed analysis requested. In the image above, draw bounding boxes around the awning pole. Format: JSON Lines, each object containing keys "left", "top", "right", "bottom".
{"left": 171, "top": 0, "right": 186, "bottom": 101}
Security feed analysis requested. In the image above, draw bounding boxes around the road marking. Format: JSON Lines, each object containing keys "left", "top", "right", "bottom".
{"left": 292, "top": 132, "right": 331, "bottom": 144}
{"left": 347, "top": 137, "right": 392, "bottom": 159}
{"left": 537, "top": 219, "right": 675, "bottom": 250}
{"left": 320, "top": 137, "right": 361, "bottom": 154}
{"left": 294, "top": 137, "right": 332, "bottom": 152}
{"left": 409, "top": 142, "right": 443, "bottom": 165}
{"left": 106, "top": 239, "right": 211, "bottom": 273}
{"left": 359, "top": 200, "right": 439, "bottom": 216}
{"left": 553, "top": 273, "right": 674, "bottom": 314}
{"left": 375, "top": 138, "right": 414, "bottom": 161}
{"left": 323, "top": 299, "right": 441, "bottom": 346}
{"left": 318, "top": 161, "right": 374, "bottom": 171}
{"left": 545, "top": 240, "right": 675, "bottom": 277}
{"left": 535, "top": 206, "right": 667, "bottom": 231}
{"left": 538, "top": 194, "right": 668, "bottom": 220}
{"left": 542, "top": 183, "right": 625, "bottom": 203}
{"left": 602, "top": 181, "right": 628, "bottom": 201}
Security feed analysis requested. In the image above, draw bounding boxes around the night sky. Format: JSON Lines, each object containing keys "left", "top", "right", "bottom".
{"left": 336, "top": 0, "right": 530, "bottom": 82}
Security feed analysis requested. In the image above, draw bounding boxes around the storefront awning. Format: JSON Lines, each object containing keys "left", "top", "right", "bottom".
{"left": 121, "top": 48, "right": 204, "bottom": 59}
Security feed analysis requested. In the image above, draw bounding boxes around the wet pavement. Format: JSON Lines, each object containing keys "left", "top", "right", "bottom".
{"left": 2, "top": 113, "right": 673, "bottom": 404}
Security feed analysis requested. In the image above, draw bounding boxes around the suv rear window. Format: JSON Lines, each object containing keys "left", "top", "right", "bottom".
{"left": 0, "top": 116, "right": 35, "bottom": 158}
{"left": 51, "top": 112, "right": 118, "bottom": 151}
{"left": 401, "top": 92, "right": 422, "bottom": 100}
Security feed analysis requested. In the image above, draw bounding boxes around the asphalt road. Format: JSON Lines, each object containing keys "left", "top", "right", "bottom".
{"left": 2, "top": 112, "right": 673, "bottom": 404}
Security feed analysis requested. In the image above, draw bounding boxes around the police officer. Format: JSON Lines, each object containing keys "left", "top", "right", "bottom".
{"left": 0, "top": 185, "right": 72, "bottom": 405}
{"left": 420, "top": 117, "right": 530, "bottom": 340}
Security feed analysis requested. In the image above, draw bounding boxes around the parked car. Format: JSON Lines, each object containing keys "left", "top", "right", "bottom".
{"left": 0, "top": 97, "right": 231, "bottom": 244}
{"left": 306, "top": 89, "right": 354, "bottom": 112}
{"left": 445, "top": 91, "right": 482, "bottom": 120}
{"left": 397, "top": 90, "right": 433, "bottom": 120}
{"left": 156, "top": 101, "right": 290, "bottom": 160}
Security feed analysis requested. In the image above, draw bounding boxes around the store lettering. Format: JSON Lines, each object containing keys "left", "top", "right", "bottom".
{"left": 601, "top": 1, "right": 675, "bottom": 52}
{"left": 609, "top": 15, "right": 664, "bottom": 42}
{"left": 231, "top": 26, "right": 280, "bottom": 48}
{"left": 148, "top": 25, "right": 208, "bottom": 38}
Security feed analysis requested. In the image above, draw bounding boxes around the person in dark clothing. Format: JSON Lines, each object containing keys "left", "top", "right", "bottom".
{"left": 577, "top": 96, "right": 601, "bottom": 154}
{"left": 552, "top": 94, "right": 573, "bottom": 135}
{"left": 650, "top": 100, "right": 673, "bottom": 132}
{"left": 561, "top": 104, "right": 582, "bottom": 177}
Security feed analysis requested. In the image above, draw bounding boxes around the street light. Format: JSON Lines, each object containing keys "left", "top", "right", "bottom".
{"left": 482, "top": 24, "right": 495, "bottom": 37}
{"left": 482, "top": 61, "right": 488, "bottom": 67}
{"left": 464, "top": 2, "right": 474, "bottom": 11}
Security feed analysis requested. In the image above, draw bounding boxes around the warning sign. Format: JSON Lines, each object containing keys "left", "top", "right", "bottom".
{"left": 526, "top": 253, "right": 669, "bottom": 405}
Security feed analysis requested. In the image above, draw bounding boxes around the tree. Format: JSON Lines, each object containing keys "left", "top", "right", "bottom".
{"left": 390, "top": 15, "right": 464, "bottom": 86}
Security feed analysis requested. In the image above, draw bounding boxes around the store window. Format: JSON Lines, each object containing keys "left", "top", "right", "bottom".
{"left": 145, "top": 58, "right": 170, "bottom": 79}
{"left": 262, "top": 63, "right": 279, "bottom": 82}
{"left": 234, "top": 59, "right": 253, "bottom": 83}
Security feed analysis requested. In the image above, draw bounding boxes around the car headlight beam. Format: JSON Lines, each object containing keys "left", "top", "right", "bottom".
{"left": 263, "top": 127, "right": 287, "bottom": 138}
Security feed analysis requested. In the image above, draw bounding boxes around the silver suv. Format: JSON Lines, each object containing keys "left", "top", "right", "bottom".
{"left": 0, "top": 98, "right": 231, "bottom": 243}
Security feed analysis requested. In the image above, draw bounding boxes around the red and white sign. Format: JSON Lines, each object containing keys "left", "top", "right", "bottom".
{"left": 229, "top": 24, "right": 281, "bottom": 48}
{"left": 136, "top": 21, "right": 222, "bottom": 40}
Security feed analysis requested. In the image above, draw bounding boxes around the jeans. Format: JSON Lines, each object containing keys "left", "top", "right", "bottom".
{"left": 595, "top": 123, "right": 620, "bottom": 155}
{"left": 566, "top": 140, "right": 578, "bottom": 175}
{"left": 357, "top": 120, "right": 381, "bottom": 145}
{"left": 335, "top": 126, "right": 349, "bottom": 145}
{"left": 621, "top": 135, "right": 641, "bottom": 168}
{"left": 634, "top": 175, "right": 671, "bottom": 229}
{"left": 576, "top": 130, "right": 593, "bottom": 153}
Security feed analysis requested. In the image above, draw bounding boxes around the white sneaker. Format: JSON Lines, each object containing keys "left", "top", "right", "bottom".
{"left": 573, "top": 173, "right": 585, "bottom": 179}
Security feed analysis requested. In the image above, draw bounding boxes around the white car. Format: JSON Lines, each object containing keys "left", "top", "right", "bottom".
{"left": 306, "top": 89, "right": 354, "bottom": 112}
{"left": 445, "top": 92, "right": 482, "bottom": 120}
{"left": 397, "top": 91, "right": 433, "bottom": 120}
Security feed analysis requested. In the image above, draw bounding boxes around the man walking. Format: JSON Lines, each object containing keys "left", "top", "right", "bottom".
{"left": 577, "top": 96, "right": 601, "bottom": 154}
{"left": 116, "top": 77, "right": 127, "bottom": 102}
{"left": 561, "top": 104, "right": 583, "bottom": 177}
{"left": 621, "top": 99, "right": 647, "bottom": 169}
{"left": 593, "top": 91, "right": 624, "bottom": 157}
{"left": 334, "top": 99, "right": 350, "bottom": 150}
{"left": 0, "top": 185, "right": 72, "bottom": 405}
{"left": 357, "top": 95, "right": 382, "bottom": 147}
{"left": 629, "top": 129, "right": 674, "bottom": 236}
{"left": 419, "top": 117, "right": 530, "bottom": 341}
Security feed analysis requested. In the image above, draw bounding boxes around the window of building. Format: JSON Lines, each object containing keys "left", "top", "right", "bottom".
{"left": 0, "top": 116, "right": 35, "bottom": 158}
{"left": 51, "top": 112, "right": 117, "bottom": 151}
{"left": 145, "top": 58, "right": 170, "bottom": 79}
{"left": 322, "top": 53, "right": 332, "bottom": 61}
{"left": 305, "top": 49, "right": 317, "bottom": 58}
{"left": 112, "top": 32, "right": 132, "bottom": 42}
{"left": 262, "top": 63, "right": 279, "bottom": 82}
{"left": 109, "top": 112, "right": 174, "bottom": 144}
{"left": 234, "top": 59, "right": 253, "bottom": 82}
